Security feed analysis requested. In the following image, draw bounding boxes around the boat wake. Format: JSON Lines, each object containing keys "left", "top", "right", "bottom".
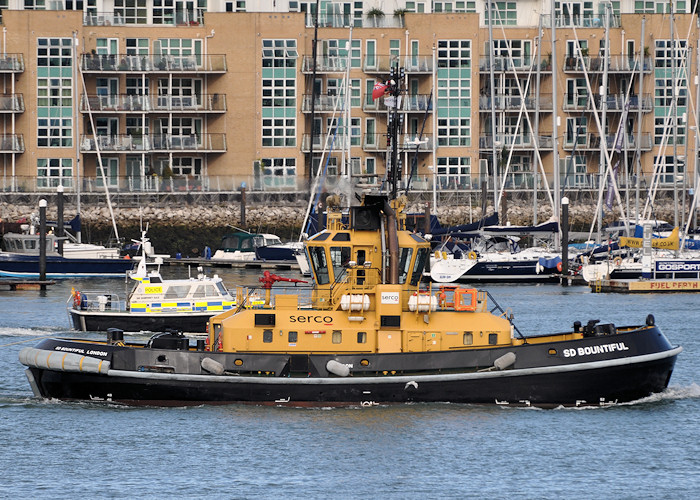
{"left": 0, "top": 326, "right": 65, "bottom": 338}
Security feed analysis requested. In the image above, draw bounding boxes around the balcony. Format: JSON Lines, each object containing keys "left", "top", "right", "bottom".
{"left": 563, "top": 132, "right": 653, "bottom": 152}
{"left": 80, "top": 133, "right": 226, "bottom": 153}
{"left": 362, "top": 134, "right": 434, "bottom": 153}
{"left": 479, "top": 56, "right": 551, "bottom": 74}
{"left": 562, "top": 93, "right": 653, "bottom": 113}
{"left": 303, "top": 13, "right": 404, "bottom": 29}
{"left": 83, "top": 9, "right": 206, "bottom": 27}
{"left": 362, "top": 93, "right": 433, "bottom": 113}
{"left": 478, "top": 94, "right": 553, "bottom": 112}
{"left": 0, "top": 54, "right": 24, "bottom": 72}
{"left": 0, "top": 134, "right": 24, "bottom": 153}
{"left": 81, "top": 54, "right": 227, "bottom": 73}
{"left": 363, "top": 55, "right": 433, "bottom": 74}
{"left": 563, "top": 55, "right": 652, "bottom": 74}
{"left": 301, "top": 93, "right": 348, "bottom": 113}
{"left": 301, "top": 133, "right": 434, "bottom": 153}
{"left": 80, "top": 94, "right": 226, "bottom": 113}
{"left": 0, "top": 94, "right": 24, "bottom": 113}
{"left": 479, "top": 134, "right": 554, "bottom": 151}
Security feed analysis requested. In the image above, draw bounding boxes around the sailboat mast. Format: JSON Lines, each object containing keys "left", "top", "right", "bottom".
{"left": 551, "top": 0, "right": 560, "bottom": 249}
{"left": 307, "top": 0, "right": 320, "bottom": 183}
{"left": 635, "top": 18, "right": 645, "bottom": 225}
{"left": 487, "top": 0, "right": 498, "bottom": 213}
{"left": 72, "top": 31, "right": 82, "bottom": 243}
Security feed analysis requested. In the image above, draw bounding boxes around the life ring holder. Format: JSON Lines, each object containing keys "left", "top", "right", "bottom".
{"left": 613, "top": 257, "right": 622, "bottom": 267}
{"left": 73, "top": 290, "right": 82, "bottom": 309}
{"left": 467, "top": 251, "right": 477, "bottom": 260}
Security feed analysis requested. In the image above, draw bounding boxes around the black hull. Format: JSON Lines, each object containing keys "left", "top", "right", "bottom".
{"left": 70, "top": 310, "right": 212, "bottom": 333}
{"left": 22, "top": 327, "right": 680, "bottom": 407}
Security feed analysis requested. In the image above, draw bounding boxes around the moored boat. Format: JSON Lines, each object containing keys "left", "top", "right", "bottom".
{"left": 19, "top": 194, "right": 681, "bottom": 407}
{"left": 68, "top": 231, "right": 264, "bottom": 333}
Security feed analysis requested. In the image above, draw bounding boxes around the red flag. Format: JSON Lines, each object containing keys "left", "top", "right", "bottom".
{"left": 372, "top": 81, "right": 388, "bottom": 101}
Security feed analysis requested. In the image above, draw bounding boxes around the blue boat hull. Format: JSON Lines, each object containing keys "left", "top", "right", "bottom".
{"left": 0, "top": 254, "right": 134, "bottom": 278}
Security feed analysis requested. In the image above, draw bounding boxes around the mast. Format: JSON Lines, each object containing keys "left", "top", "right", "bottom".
{"left": 635, "top": 18, "right": 645, "bottom": 225}
{"left": 487, "top": 0, "right": 499, "bottom": 212}
{"left": 307, "top": 0, "right": 320, "bottom": 183}
{"left": 73, "top": 31, "right": 82, "bottom": 243}
{"left": 551, "top": 0, "right": 560, "bottom": 249}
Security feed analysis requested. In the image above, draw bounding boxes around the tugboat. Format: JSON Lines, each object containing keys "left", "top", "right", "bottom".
{"left": 19, "top": 193, "right": 681, "bottom": 406}
{"left": 18, "top": 68, "right": 681, "bottom": 407}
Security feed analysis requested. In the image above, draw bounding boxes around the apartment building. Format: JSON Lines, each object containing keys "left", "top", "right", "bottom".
{"left": 0, "top": 1, "right": 696, "bottom": 200}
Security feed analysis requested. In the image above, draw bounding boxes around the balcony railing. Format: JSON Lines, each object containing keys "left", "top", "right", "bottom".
{"left": 0, "top": 134, "right": 24, "bottom": 153}
{"left": 563, "top": 132, "right": 653, "bottom": 151}
{"left": 0, "top": 172, "right": 687, "bottom": 195}
{"left": 479, "top": 134, "right": 554, "bottom": 150}
{"left": 563, "top": 55, "right": 652, "bottom": 73}
{"left": 478, "top": 94, "right": 553, "bottom": 112}
{"left": 363, "top": 93, "right": 433, "bottom": 113}
{"left": 362, "top": 134, "right": 434, "bottom": 152}
{"left": 301, "top": 93, "right": 348, "bottom": 113}
{"left": 562, "top": 93, "right": 653, "bottom": 112}
{"left": 79, "top": 133, "right": 226, "bottom": 153}
{"left": 541, "top": 14, "right": 621, "bottom": 29}
{"left": 479, "top": 56, "right": 551, "bottom": 73}
{"left": 0, "top": 94, "right": 25, "bottom": 113}
{"left": 83, "top": 9, "right": 206, "bottom": 27}
{"left": 0, "top": 54, "right": 24, "bottom": 72}
{"left": 303, "top": 13, "right": 404, "bottom": 29}
{"left": 81, "top": 54, "right": 227, "bottom": 73}
{"left": 363, "top": 55, "right": 434, "bottom": 74}
{"left": 80, "top": 94, "right": 226, "bottom": 113}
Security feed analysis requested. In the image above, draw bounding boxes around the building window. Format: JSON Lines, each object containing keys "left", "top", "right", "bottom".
{"left": 37, "top": 158, "right": 72, "bottom": 189}
{"left": 167, "top": 157, "right": 202, "bottom": 177}
{"left": 24, "top": 0, "right": 46, "bottom": 9}
{"left": 654, "top": 116, "right": 685, "bottom": 146}
{"left": 436, "top": 39, "right": 471, "bottom": 147}
{"left": 126, "top": 38, "right": 149, "bottom": 56}
{"left": 564, "top": 155, "right": 588, "bottom": 188}
{"left": 257, "top": 157, "right": 297, "bottom": 190}
{"left": 114, "top": 0, "right": 148, "bottom": 24}
{"left": 655, "top": 155, "right": 684, "bottom": 185}
{"left": 37, "top": 38, "right": 73, "bottom": 148}
{"left": 437, "top": 157, "right": 471, "bottom": 190}
{"left": 261, "top": 40, "right": 297, "bottom": 147}
{"left": 485, "top": 1, "right": 517, "bottom": 26}
{"left": 225, "top": 1, "right": 246, "bottom": 12}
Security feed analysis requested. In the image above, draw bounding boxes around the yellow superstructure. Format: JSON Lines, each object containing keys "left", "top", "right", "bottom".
{"left": 210, "top": 195, "right": 516, "bottom": 355}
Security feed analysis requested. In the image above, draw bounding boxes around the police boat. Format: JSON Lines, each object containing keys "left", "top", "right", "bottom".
{"left": 67, "top": 231, "right": 263, "bottom": 334}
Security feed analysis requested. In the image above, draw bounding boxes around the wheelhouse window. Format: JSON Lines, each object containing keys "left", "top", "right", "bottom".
{"left": 398, "top": 247, "right": 414, "bottom": 284}
{"left": 308, "top": 246, "right": 329, "bottom": 284}
{"left": 330, "top": 246, "right": 351, "bottom": 282}
{"left": 410, "top": 247, "right": 430, "bottom": 286}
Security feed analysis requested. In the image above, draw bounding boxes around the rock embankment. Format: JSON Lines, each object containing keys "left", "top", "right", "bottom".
{"left": 0, "top": 199, "right": 686, "bottom": 231}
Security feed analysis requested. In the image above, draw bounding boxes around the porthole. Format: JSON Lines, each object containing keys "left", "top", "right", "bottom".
{"left": 360, "top": 359, "right": 369, "bottom": 366}
{"left": 234, "top": 359, "right": 243, "bottom": 366}
{"left": 548, "top": 349, "right": 557, "bottom": 356}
